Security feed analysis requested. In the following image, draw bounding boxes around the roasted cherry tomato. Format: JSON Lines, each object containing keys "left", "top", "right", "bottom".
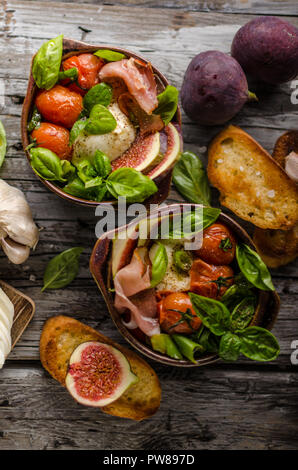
{"left": 190, "top": 258, "right": 234, "bottom": 299}
{"left": 195, "top": 223, "right": 236, "bottom": 265}
{"left": 62, "top": 53, "right": 105, "bottom": 95}
{"left": 157, "top": 292, "right": 202, "bottom": 335}
{"left": 31, "top": 122, "right": 71, "bottom": 160}
{"left": 35, "top": 85, "right": 83, "bottom": 128}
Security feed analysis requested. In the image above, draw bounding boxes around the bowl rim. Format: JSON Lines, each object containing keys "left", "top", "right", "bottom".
{"left": 90, "top": 203, "right": 280, "bottom": 367}
{"left": 21, "top": 38, "right": 181, "bottom": 208}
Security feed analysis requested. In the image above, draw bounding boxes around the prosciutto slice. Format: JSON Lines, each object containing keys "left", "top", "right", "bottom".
{"left": 118, "top": 92, "right": 164, "bottom": 135}
{"left": 99, "top": 58, "right": 158, "bottom": 114}
{"left": 114, "top": 247, "right": 160, "bottom": 337}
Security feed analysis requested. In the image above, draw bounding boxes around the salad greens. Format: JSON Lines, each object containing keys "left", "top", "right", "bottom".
{"left": 106, "top": 168, "right": 158, "bottom": 203}
{"left": 154, "top": 85, "right": 179, "bottom": 126}
{"left": 236, "top": 243, "right": 275, "bottom": 291}
{"left": 173, "top": 151, "right": 211, "bottom": 205}
{"left": 83, "top": 83, "right": 113, "bottom": 113}
{"left": 84, "top": 104, "right": 117, "bottom": 135}
{"left": 32, "top": 34, "right": 63, "bottom": 90}
{"left": 0, "top": 120, "right": 7, "bottom": 169}
{"left": 42, "top": 247, "right": 83, "bottom": 291}
{"left": 94, "top": 49, "right": 126, "bottom": 62}
{"left": 168, "top": 207, "right": 220, "bottom": 239}
{"left": 30, "top": 147, "right": 66, "bottom": 182}
{"left": 189, "top": 292, "right": 279, "bottom": 362}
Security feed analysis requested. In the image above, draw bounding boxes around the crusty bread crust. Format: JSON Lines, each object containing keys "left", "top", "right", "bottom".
{"left": 207, "top": 125, "right": 298, "bottom": 229}
{"left": 40, "top": 316, "right": 161, "bottom": 421}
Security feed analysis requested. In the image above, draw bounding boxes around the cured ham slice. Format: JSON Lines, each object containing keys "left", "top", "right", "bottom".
{"left": 118, "top": 92, "right": 164, "bottom": 135}
{"left": 99, "top": 58, "right": 158, "bottom": 114}
{"left": 114, "top": 247, "right": 160, "bottom": 337}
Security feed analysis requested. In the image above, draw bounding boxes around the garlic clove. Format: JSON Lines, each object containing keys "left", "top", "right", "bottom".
{"left": 0, "top": 320, "right": 11, "bottom": 356}
{"left": 1, "top": 236, "right": 30, "bottom": 264}
{"left": 0, "top": 288, "right": 14, "bottom": 326}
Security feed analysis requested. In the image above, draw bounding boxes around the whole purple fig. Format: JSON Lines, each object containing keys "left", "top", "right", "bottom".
{"left": 181, "top": 51, "right": 256, "bottom": 126}
{"left": 231, "top": 16, "right": 298, "bottom": 85}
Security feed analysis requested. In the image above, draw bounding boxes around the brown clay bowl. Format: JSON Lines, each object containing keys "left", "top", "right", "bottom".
{"left": 21, "top": 38, "right": 182, "bottom": 208}
{"left": 90, "top": 203, "right": 280, "bottom": 367}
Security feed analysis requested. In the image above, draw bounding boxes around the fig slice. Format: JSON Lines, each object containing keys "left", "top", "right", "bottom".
{"left": 65, "top": 341, "right": 138, "bottom": 407}
{"left": 147, "top": 123, "right": 180, "bottom": 179}
{"left": 111, "top": 131, "right": 160, "bottom": 172}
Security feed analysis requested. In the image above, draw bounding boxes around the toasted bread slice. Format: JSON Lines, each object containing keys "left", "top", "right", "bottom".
{"left": 40, "top": 315, "right": 161, "bottom": 421}
{"left": 253, "top": 225, "right": 298, "bottom": 268}
{"left": 207, "top": 125, "right": 298, "bottom": 229}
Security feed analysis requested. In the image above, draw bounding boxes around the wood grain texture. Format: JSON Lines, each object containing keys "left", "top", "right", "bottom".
{"left": 0, "top": 0, "right": 297, "bottom": 450}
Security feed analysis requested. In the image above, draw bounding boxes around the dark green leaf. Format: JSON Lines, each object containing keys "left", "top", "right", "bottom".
{"left": 27, "top": 107, "right": 42, "bottom": 132}
{"left": 94, "top": 49, "right": 126, "bottom": 62}
{"left": 42, "top": 247, "right": 83, "bottom": 291}
{"left": 221, "top": 283, "right": 256, "bottom": 312}
{"left": 237, "top": 326, "right": 280, "bottom": 361}
{"left": 236, "top": 243, "right": 275, "bottom": 291}
{"left": 85, "top": 176, "right": 103, "bottom": 189}
{"left": 219, "top": 332, "right": 242, "bottom": 361}
{"left": 230, "top": 297, "right": 256, "bottom": 331}
{"left": 85, "top": 104, "right": 117, "bottom": 135}
{"left": 154, "top": 85, "right": 179, "bottom": 126}
{"left": 219, "top": 237, "right": 233, "bottom": 252}
{"left": 63, "top": 177, "right": 97, "bottom": 200}
{"left": 61, "top": 160, "right": 76, "bottom": 180}
{"left": 193, "top": 326, "right": 219, "bottom": 353}
{"left": 69, "top": 119, "right": 88, "bottom": 146}
{"left": 150, "top": 243, "right": 168, "bottom": 287}
{"left": 30, "top": 147, "right": 65, "bottom": 182}
{"left": 58, "top": 67, "right": 78, "bottom": 81}
{"left": 83, "top": 83, "right": 113, "bottom": 113}
{"left": 32, "top": 34, "right": 63, "bottom": 89}
{"left": 172, "top": 151, "right": 211, "bottom": 205}
{"left": 168, "top": 207, "right": 220, "bottom": 239}
{"left": 76, "top": 159, "right": 97, "bottom": 183}
{"left": 189, "top": 293, "right": 231, "bottom": 336}
{"left": 106, "top": 168, "right": 158, "bottom": 203}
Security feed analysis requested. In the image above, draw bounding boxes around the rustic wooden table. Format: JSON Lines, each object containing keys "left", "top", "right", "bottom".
{"left": 0, "top": 0, "right": 297, "bottom": 450}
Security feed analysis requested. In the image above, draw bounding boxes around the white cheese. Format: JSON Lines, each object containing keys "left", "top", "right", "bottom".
{"left": 156, "top": 242, "right": 190, "bottom": 292}
{"left": 72, "top": 102, "right": 136, "bottom": 163}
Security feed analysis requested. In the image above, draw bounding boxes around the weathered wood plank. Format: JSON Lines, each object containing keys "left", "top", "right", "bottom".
{"left": 0, "top": 363, "right": 298, "bottom": 449}
{"left": 25, "top": 0, "right": 298, "bottom": 17}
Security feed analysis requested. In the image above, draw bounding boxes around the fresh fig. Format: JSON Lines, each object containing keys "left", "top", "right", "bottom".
{"left": 181, "top": 51, "right": 256, "bottom": 126}
{"left": 65, "top": 341, "right": 138, "bottom": 407}
{"left": 147, "top": 123, "right": 181, "bottom": 178}
{"left": 231, "top": 16, "right": 298, "bottom": 85}
{"left": 111, "top": 132, "right": 161, "bottom": 172}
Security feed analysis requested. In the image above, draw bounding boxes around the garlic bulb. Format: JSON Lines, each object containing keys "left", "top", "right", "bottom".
{"left": 0, "top": 287, "right": 14, "bottom": 368}
{"left": 0, "top": 179, "right": 39, "bottom": 264}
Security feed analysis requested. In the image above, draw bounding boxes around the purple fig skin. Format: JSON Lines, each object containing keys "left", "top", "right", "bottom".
{"left": 231, "top": 16, "right": 298, "bottom": 85}
{"left": 181, "top": 51, "right": 250, "bottom": 126}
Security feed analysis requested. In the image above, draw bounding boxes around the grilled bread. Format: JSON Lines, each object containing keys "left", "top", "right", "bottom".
{"left": 40, "top": 315, "right": 161, "bottom": 421}
{"left": 207, "top": 125, "right": 298, "bottom": 230}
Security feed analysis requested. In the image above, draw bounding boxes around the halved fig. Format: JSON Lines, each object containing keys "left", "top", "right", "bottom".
{"left": 65, "top": 341, "right": 138, "bottom": 407}
{"left": 147, "top": 123, "right": 180, "bottom": 179}
{"left": 111, "top": 131, "right": 161, "bottom": 172}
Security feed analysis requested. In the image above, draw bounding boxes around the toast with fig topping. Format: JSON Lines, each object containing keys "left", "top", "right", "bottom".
{"left": 207, "top": 125, "right": 298, "bottom": 230}
{"left": 40, "top": 315, "right": 161, "bottom": 421}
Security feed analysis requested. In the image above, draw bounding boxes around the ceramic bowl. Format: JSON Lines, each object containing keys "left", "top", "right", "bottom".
{"left": 21, "top": 38, "right": 181, "bottom": 207}
{"left": 90, "top": 203, "right": 280, "bottom": 367}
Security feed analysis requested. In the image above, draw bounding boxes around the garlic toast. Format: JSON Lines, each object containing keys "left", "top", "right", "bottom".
{"left": 40, "top": 315, "right": 161, "bottom": 421}
{"left": 207, "top": 125, "right": 298, "bottom": 229}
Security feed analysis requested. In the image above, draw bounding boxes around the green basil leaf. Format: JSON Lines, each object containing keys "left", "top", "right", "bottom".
{"left": 221, "top": 284, "right": 256, "bottom": 311}
{"left": 236, "top": 243, "right": 275, "bottom": 291}
{"left": 94, "top": 150, "right": 112, "bottom": 178}
{"left": 63, "top": 177, "right": 97, "bottom": 200}
{"left": 106, "top": 168, "right": 158, "bottom": 203}
{"left": 0, "top": 120, "right": 7, "bottom": 169}
{"left": 83, "top": 83, "right": 113, "bottom": 114}
{"left": 32, "top": 34, "right": 63, "bottom": 90}
{"left": 69, "top": 119, "right": 88, "bottom": 146}
{"left": 42, "top": 247, "right": 83, "bottom": 291}
{"left": 189, "top": 293, "right": 231, "bottom": 336}
{"left": 237, "top": 326, "right": 280, "bottom": 361}
{"left": 219, "top": 332, "right": 242, "bottom": 361}
{"left": 30, "top": 147, "right": 65, "bottom": 182}
{"left": 168, "top": 207, "right": 220, "bottom": 239}
{"left": 154, "top": 85, "right": 179, "bottom": 126}
{"left": 61, "top": 160, "right": 76, "bottom": 180}
{"left": 27, "top": 107, "right": 42, "bottom": 133}
{"left": 85, "top": 104, "right": 117, "bottom": 135}
{"left": 58, "top": 67, "right": 78, "bottom": 81}
{"left": 173, "top": 249, "right": 192, "bottom": 273}
{"left": 94, "top": 49, "right": 126, "bottom": 62}
{"left": 76, "top": 159, "right": 97, "bottom": 183}
{"left": 85, "top": 176, "right": 103, "bottom": 189}
{"left": 172, "top": 334, "right": 204, "bottom": 363}
{"left": 193, "top": 326, "right": 219, "bottom": 353}
{"left": 230, "top": 297, "right": 256, "bottom": 331}
{"left": 95, "top": 183, "right": 108, "bottom": 202}
{"left": 150, "top": 242, "right": 168, "bottom": 287}
{"left": 173, "top": 151, "right": 211, "bottom": 205}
